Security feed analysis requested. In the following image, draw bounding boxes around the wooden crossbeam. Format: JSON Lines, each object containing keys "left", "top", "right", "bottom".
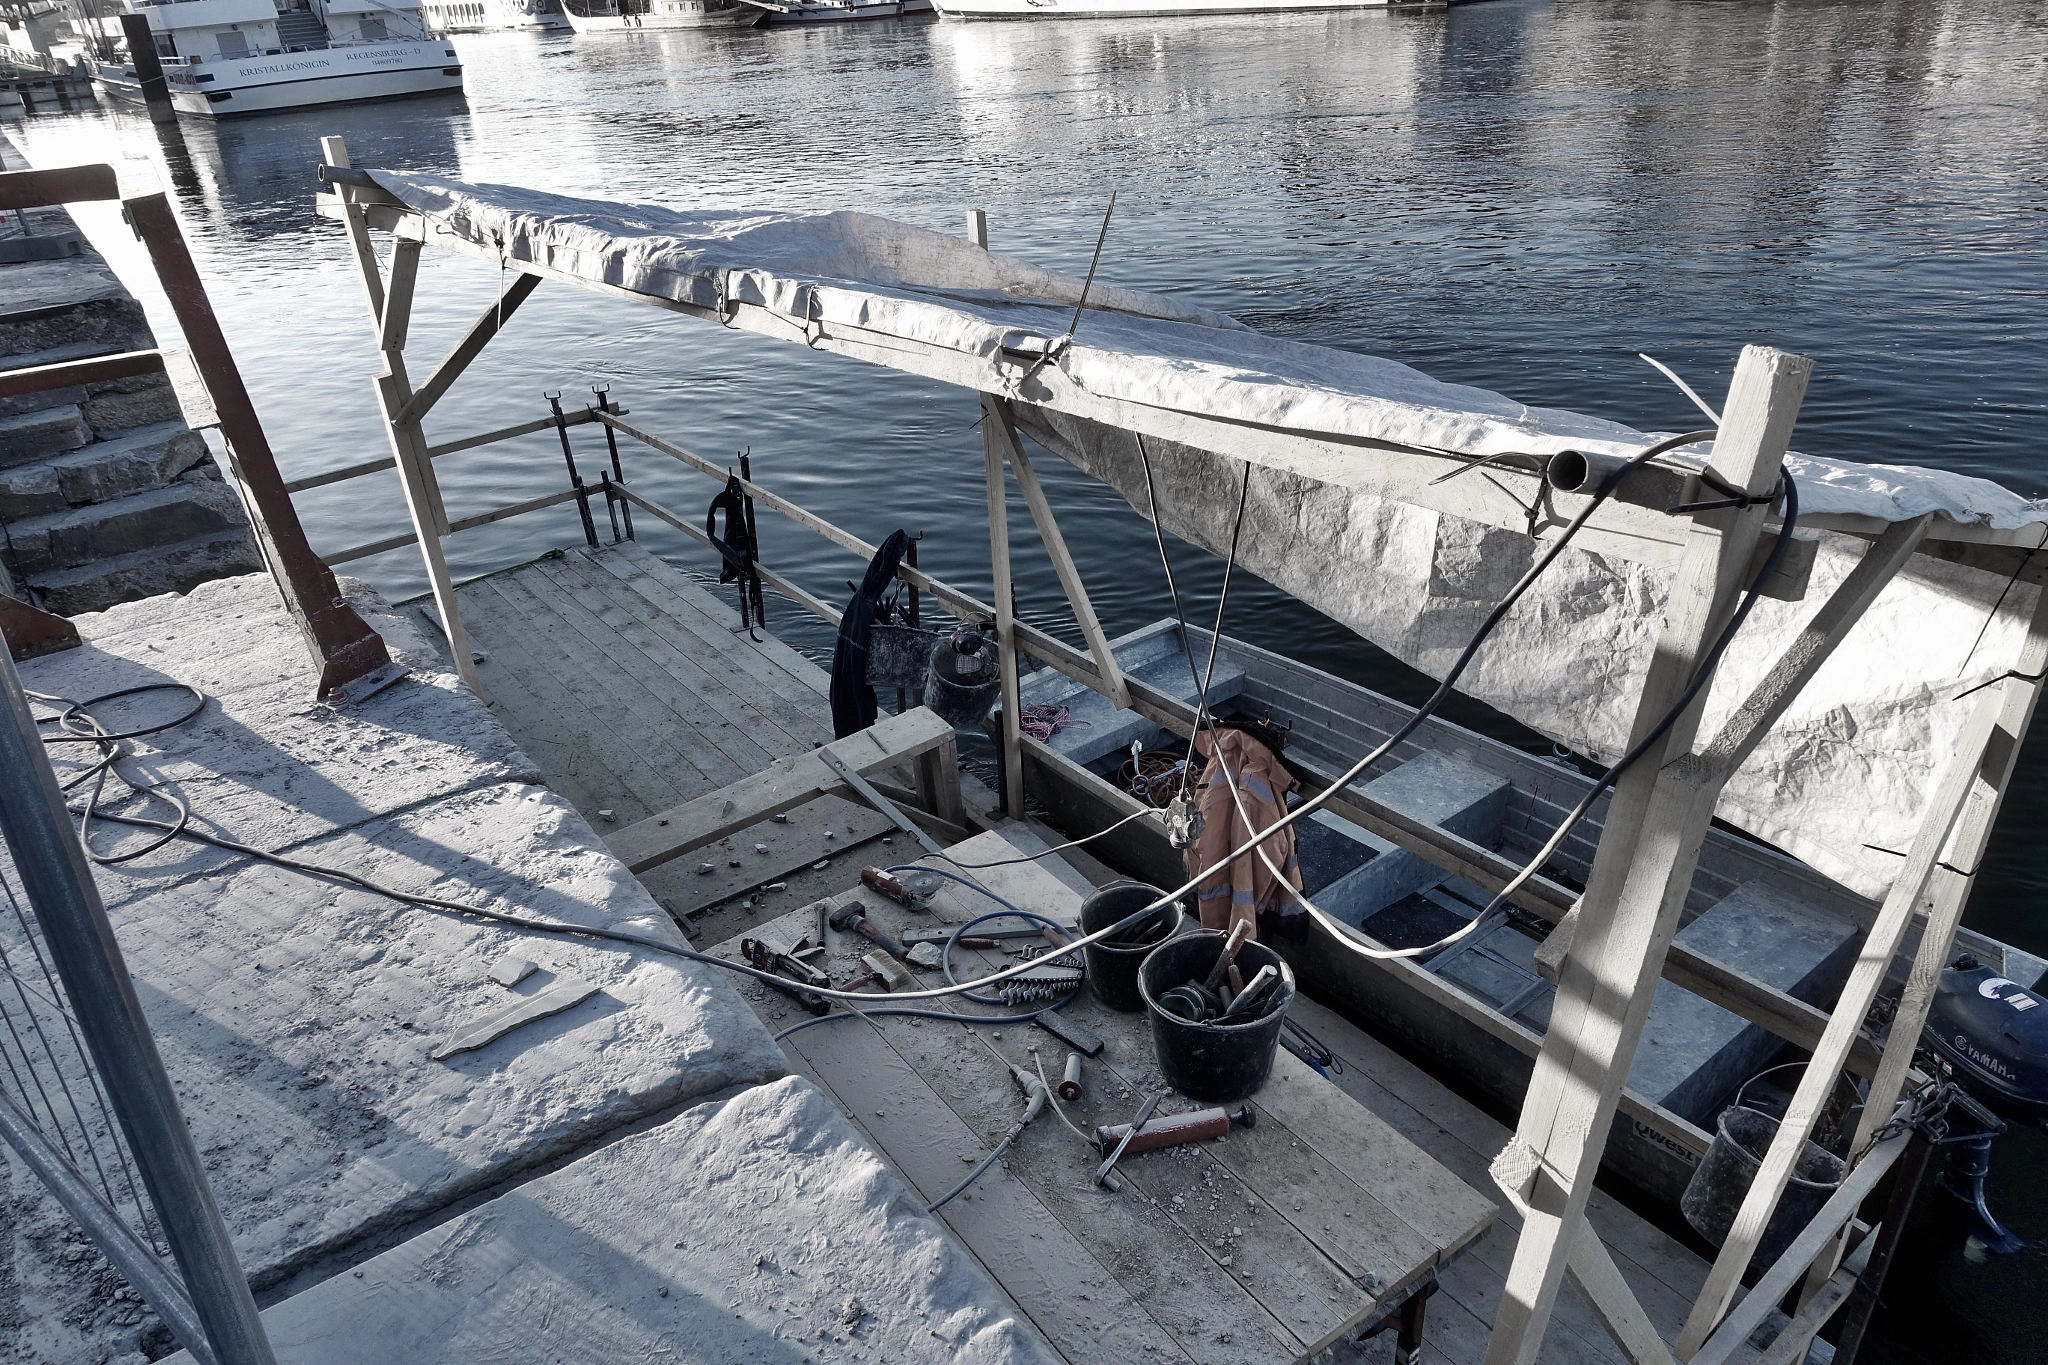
{"left": 1672, "top": 685, "right": 2005, "bottom": 1357}
{"left": 985, "top": 396, "right": 1131, "bottom": 710}
{"left": 1482, "top": 346, "right": 1810, "bottom": 1365}
{"left": 390, "top": 271, "right": 542, "bottom": 429}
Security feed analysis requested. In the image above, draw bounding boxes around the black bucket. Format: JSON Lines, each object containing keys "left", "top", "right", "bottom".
{"left": 1680, "top": 1103, "right": 1845, "bottom": 1270}
{"left": 1139, "top": 930, "right": 1296, "bottom": 1104}
{"left": 1080, "top": 882, "right": 1183, "bottom": 1012}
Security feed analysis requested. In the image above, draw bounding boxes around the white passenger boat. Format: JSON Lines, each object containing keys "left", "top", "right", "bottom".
{"left": 559, "top": 0, "right": 758, "bottom": 31}
{"left": 738, "top": 0, "right": 908, "bottom": 24}
{"left": 931, "top": 0, "right": 1406, "bottom": 16}
{"left": 423, "top": 0, "right": 567, "bottom": 33}
{"left": 92, "top": 0, "right": 462, "bottom": 116}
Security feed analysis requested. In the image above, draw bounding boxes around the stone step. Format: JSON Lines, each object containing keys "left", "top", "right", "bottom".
{"left": 0, "top": 420, "right": 212, "bottom": 519}
{"left": 0, "top": 256, "right": 155, "bottom": 362}
{"left": 6, "top": 470, "right": 247, "bottom": 576}
{"left": 0, "top": 400, "right": 91, "bottom": 468}
{"left": 25, "top": 524, "right": 263, "bottom": 615}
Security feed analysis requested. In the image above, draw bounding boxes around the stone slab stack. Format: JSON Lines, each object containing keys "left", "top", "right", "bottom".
{"left": 0, "top": 196, "right": 262, "bottom": 615}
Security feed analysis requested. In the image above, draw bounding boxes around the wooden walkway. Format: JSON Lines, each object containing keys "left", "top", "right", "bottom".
{"left": 406, "top": 541, "right": 836, "bottom": 827}
{"left": 715, "top": 836, "right": 1796, "bottom": 1365}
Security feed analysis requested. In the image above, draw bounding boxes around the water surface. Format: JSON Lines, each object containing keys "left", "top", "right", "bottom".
{"left": 11, "top": 3, "right": 2047, "bottom": 1359}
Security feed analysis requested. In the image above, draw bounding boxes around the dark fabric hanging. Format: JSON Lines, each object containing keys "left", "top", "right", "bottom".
{"left": 830, "top": 529, "right": 911, "bottom": 739}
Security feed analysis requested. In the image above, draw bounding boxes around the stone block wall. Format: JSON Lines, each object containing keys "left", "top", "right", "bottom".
{"left": 0, "top": 186, "right": 263, "bottom": 615}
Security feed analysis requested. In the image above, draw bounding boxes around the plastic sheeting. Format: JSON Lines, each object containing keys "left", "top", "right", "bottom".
{"left": 368, "top": 171, "right": 2048, "bottom": 898}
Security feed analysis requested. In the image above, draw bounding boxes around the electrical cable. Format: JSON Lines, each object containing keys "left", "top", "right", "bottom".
{"left": 939, "top": 908, "right": 1083, "bottom": 1009}
{"left": 928, "top": 1121, "right": 1025, "bottom": 1212}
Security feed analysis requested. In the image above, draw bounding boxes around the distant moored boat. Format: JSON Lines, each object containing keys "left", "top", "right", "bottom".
{"left": 559, "top": 0, "right": 762, "bottom": 29}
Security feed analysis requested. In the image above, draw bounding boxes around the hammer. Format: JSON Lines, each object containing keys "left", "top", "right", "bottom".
{"left": 828, "top": 899, "right": 908, "bottom": 960}
{"left": 841, "top": 951, "right": 916, "bottom": 994}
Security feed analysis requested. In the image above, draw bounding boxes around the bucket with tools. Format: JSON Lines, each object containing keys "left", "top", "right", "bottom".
{"left": 1139, "top": 922, "right": 1295, "bottom": 1104}
{"left": 1079, "top": 881, "right": 1185, "bottom": 1012}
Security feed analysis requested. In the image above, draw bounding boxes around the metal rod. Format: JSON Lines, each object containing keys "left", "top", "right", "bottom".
{"left": 600, "top": 470, "right": 621, "bottom": 543}
{"left": 0, "top": 648, "right": 274, "bottom": 1364}
{"left": 0, "top": 1088, "right": 217, "bottom": 1365}
{"left": 596, "top": 387, "right": 632, "bottom": 541}
{"left": 548, "top": 392, "right": 601, "bottom": 549}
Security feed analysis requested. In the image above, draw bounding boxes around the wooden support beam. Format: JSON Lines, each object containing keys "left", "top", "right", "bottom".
{"left": 985, "top": 403, "right": 1026, "bottom": 817}
{"left": 1492, "top": 1169, "right": 1676, "bottom": 1365}
{"left": 1782, "top": 579, "right": 2048, "bottom": 1343}
{"left": 985, "top": 395, "right": 1131, "bottom": 710}
{"left": 322, "top": 136, "right": 481, "bottom": 699}
{"left": 1483, "top": 346, "right": 1810, "bottom": 1365}
{"left": 1762, "top": 1227, "right": 1877, "bottom": 1365}
{"left": 1684, "top": 1134, "right": 1907, "bottom": 1365}
{"left": 379, "top": 236, "right": 421, "bottom": 355}
{"left": 1672, "top": 685, "right": 2005, "bottom": 1358}
{"left": 390, "top": 271, "right": 541, "bottom": 429}
{"left": 1534, "top": 513, "right": 1935, "bottom": 987}
{"left": 285, "top": 407, "right": 611, "bottom": 495}
{"left": 607, "top": 707, "right": 959, "bottom": 873}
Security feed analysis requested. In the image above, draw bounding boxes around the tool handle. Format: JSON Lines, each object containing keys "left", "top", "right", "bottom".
{"left": 1059, "top": 1052, "right": 1083, "bottom": 1102}
{"left": 861, "top": 865, "right": 912, "bottom": 905}
{"left": 1202, "top": 919, "right": 1254, "bottom": 990}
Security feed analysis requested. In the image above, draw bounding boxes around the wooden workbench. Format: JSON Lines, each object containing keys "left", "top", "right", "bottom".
{"left": 710, "top": 830, "right": 1497, "bottom": 1364}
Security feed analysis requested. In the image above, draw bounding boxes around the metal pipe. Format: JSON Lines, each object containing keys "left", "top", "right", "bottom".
{"left": 595, "top": 386, "right": 632, "bottom": 541}
{"left": 0, "top": 648, "right": 275, "bottom": 1364}
{"left": 547, "top": 392, "right": 601, "bottom": 549}
{"left": 0, "top": 1089, "right": 216, "bottom": 1365}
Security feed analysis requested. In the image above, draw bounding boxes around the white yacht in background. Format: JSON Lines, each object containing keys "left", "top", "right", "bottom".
{"left": 738, "top": 0, "right": 908, "bottom": 23}
{"left": 423, "top": 0, "right": 567, "bottom": 34}
{"left": 931, "top": 0, "right": 1394, "bottom": 15}
{"left": 558, "top": 0, "right": 757, "bottom": 31}
{"left": 91, "top": 0, "right": 463, "bottom": 116}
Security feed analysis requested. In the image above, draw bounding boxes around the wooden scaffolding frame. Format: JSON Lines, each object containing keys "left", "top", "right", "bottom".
{"left": 307, "top": 148, "right": 2046, "bottom": 1365}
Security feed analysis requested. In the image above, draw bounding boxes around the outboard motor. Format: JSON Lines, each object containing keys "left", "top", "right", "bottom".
{"left": 1919, "top": 954, "right": 2048, "bottom": 1253}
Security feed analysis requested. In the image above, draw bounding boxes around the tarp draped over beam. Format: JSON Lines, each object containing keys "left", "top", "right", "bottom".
{"left": 365, "top": 170, "right": 2048, "bottom": 899}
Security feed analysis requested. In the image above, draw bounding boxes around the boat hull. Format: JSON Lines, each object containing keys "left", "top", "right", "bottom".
{"left": 743, "top": 0, "right": 905, "bottom": 21}
{"left": 933, "top": 0, "right": 1396, "bottom": 16}
{"left": 1003, "top": 619, "right": 2048, "bottom": 1211}
{"left": 560, "top": 1, "right": 761, "bottom": 28}
{"left": 97, "top": 43, "right": 462, "bottom": 117}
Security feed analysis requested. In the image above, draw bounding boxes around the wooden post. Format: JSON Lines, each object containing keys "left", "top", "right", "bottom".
{"left": 985, "top": 397, "right": 1131, "bottom": 710}
{"left": 320, "top": 136, "right": 483, "bottom": 699}
{"left": 1482, "top": 346, "right": 1811, "bottom": 1365}
{"left": 983, "top": 395, "right": 1026, "bottom": 818}
{"left": 117, "top": 13, "right": 176, "bottom": 125}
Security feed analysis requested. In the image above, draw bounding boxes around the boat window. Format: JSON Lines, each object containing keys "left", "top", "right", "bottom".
{"left": 360, "top": 15, "right": 388, "bottom": 38}
{"left": 217, "top": 29, "right": 250, "bottom": 57}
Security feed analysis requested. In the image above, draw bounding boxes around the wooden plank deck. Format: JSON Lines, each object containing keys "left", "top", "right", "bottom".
{"left": 710, "top": 830, "right": 1501, "bottom": 1365}
{"left": 710, "top": 829, "right": 1800, "bottom": 1365}
{"left": 403, "top": 541, "right": 836, "bottom": 827}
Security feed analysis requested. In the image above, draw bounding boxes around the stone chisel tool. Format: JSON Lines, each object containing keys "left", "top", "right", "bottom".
{"left": 1201, "top": 919, "right": 1254, "bottom": 994}
{"left": 1220, "top": 964, "right": 1280, "bottom": 1021}
{"left": 1096, "top": 1092, "right": 1163, "bottom": 1188}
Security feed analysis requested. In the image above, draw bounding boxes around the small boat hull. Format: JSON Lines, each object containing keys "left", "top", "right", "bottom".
{"left": 933, "top": 0, "right": 1403, "bottom": 16}
{"left": 560, "top": 0, "right": 761, "bottom": 29}
{"left": 1003, "top": 618, "right": 2048, "bottom": 1211}
{"left": 742, "top": 0, "right": 905, "bottom": 22}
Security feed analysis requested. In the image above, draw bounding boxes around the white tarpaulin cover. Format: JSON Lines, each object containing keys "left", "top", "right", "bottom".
{"left": 371, "top": 172, "right": 2048, "bottom": 899}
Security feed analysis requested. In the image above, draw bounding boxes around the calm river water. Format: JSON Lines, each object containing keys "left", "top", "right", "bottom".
{"left": 11, "top": 1, "right": 2046, "bottom": 1358}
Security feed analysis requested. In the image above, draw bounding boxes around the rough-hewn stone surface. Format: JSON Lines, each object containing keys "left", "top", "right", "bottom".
{"left": 3, "top": 575, "right": 787, "bottom": 1364}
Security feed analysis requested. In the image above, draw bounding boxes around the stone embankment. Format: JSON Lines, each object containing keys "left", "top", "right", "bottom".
{"left": 0, "top": 173, "right": 262, "bottom": 614}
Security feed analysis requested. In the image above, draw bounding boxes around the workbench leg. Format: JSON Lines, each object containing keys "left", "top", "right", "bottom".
{"left": 914, "top": 729, "right": 965, "bottom": 828}
{"left": 1395, "top": 1285, "right": 1429, "bottom": 1365}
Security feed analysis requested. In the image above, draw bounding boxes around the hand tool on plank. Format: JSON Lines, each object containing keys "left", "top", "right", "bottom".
{"left": 1220, "top": 964, "right": 1280, "bottom": 1020}
{"left": 1033, "top": 1009, "right": 1104, "bottom": 1057}
{"left": 841, "top": 950, "right": 916, "bottom": 994}
{"left": 1096, "top": 1092, "right": 1162, "bottom": 1188}
{"left": 1201, "top": 919, "right": 1254, "bottom": 993}
{"left": 817, "top": 746, "right": 946, "bottom": 857}
{"left": 739, "top": 937, "right": 830, "bottom": 1015}
{"left": 828, "top": 899, "right": 909, "bottom": 960}
{"left": 1093, "top": 1104, "right": 1255, "bottom": 1155}
{"left": 901, "top": 922, "right": 1078, "bottom": 948}
{"left": 1058, "top": 1052, "right": 1084, "bottom": 1102}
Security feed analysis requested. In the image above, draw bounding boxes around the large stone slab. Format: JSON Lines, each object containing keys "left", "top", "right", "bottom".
{"left": 4, "top": 572, "right": 786, "bottom": 1363}
{"left": 165, "top": 1077, "right": 1057, "bottom": 1365}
